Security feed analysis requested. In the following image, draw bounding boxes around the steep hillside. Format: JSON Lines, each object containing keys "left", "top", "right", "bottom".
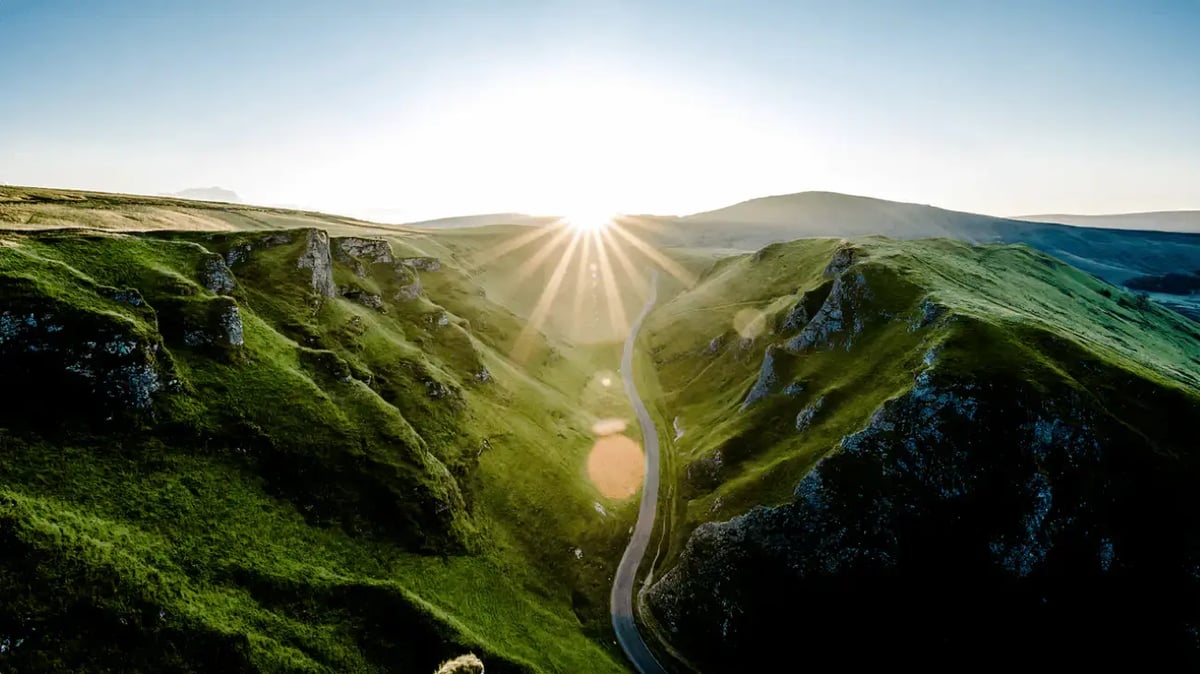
{"left": 639, "top": 238, "right": 1200, "bottom": 671}
{"left": 1016, "top": 210, "right": 1200, "bottom": 234}
{"left": 0, "top": 224, "right": 637, "bottom": 672}
{"left": 638, "top": 192, "right": 1200, "bottom": 294}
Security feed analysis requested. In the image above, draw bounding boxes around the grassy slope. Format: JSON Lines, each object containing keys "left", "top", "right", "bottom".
{"left": 644, "top": 237, "right": 1200, "bottom": 568}
{"left": 0, "top": 190, "right": 641, "bottom": 672}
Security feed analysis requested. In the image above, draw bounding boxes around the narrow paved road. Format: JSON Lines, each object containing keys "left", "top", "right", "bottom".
{"left": 611, "top": 272, "right": 668, "bottom": 674}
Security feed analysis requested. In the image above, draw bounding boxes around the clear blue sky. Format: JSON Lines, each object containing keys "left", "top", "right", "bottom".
{"left": 1, "top": 0, "right": 1197, "bottom": 220}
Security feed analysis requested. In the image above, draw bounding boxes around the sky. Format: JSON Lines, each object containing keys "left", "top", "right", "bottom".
{"left": 1, "top": 0, "right": 1198, "bottom": 222}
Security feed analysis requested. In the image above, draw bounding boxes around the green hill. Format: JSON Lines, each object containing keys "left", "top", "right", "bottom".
{"left": 0, "top": 195, "right": 638, "bottom": 672}
{"left": 639, "top": 237, "right": 1200, "bottom": 671}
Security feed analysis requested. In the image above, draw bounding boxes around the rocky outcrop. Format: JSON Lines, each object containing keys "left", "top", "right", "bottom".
{"left": 335, "top": 237, "right": 394, "bottom": 265}
{"left": 0, "top": 307, "right": 164, "bottom": 419}
{"left": 794, "top": 395, "right": 824, "bottom": 431}
{"left": 180, "top": 299, "right": 245, "bottom": 348}
{"left": 783, "top": 271, "right": 872, "bottom": 352}
{"left": 740, "top": 345, "right": 783, "bottom": 411}
{"left": 400, "top": 257, "right": 441, "bottom": 272}
{"left": 297, "top": 230, "right": 336, "bottom": 297}
{"left": 822, "top": 243, "right": 857, "bottom": 277}
{"left": 199, "top": 254, "right": 235, "bottom": 295}
{"left": 647, "top": 365, "right": 1200, "bottom": 671}
{"left": 334, "top": 237, "right": 394, "bottom": 278}
{"left": 396, "top": 277, "right": 422, "bottom": 301}
{"left": 909, "top": 296, "right": 947, "bottom": 331}
{"left": 342, "top": 289, "right": 384, "bottom": 310}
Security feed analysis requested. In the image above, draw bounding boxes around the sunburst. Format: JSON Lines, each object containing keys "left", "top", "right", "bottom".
{"left": 478, "top": 212, "right": 698, "bottom": 363}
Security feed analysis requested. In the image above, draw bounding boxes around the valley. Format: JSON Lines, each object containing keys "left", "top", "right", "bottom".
{"left": 2, "top": 186, "right": 1200, "bottom": 672}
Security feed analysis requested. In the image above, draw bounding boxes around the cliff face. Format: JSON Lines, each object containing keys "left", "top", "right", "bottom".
{"left": 643, "top": 239, "right": 1200, "bottom": 671}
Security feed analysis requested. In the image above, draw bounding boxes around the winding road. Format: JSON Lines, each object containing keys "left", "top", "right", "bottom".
{"left": 611, "top": 271, "right": 669, "bottom": 674}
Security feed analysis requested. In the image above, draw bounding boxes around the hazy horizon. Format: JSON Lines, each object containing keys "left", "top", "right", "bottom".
{"left": 3, "top": 0, "right": 1198, "bottom": 221}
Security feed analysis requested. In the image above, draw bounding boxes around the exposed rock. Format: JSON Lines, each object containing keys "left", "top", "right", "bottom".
{"left": 400, "top": 256, "right": 441, "bottom": 272}
{"left": 823, "top": 243, "right": 857, "bottom": 277}
{"left": 909, "top": 296, "right": 947, "bottom": 331}
{"left": 784, "top": 271, "right": 872, "bottom": 353}
{"left": 644, "top": 370, "right": 1194, "bottom": 672}
{"left": 395, "top": 277, "right": 423, "bottom": 301}
{"left": 779, "top": 280, "right": 834, "bottom": 333}
{"left": 296, "top": 229, "right": 336, "bottom": 297}
{"left": 101, "top": 287, "right": 145, "bottom": 307}
{"left": 342, "top": 290, "right": 384, "bottom": 310}
{"left": 424, "top": 378, "right": 453, "bottom": 400}
{"left": 224, "top": 243, "right": 252, "bottom": 267}
{"left": 334, "top": 237, "right": 394, "bottom": 265}
{"left": 783, "top": 381, "right": 806, "bottom": 397}
{"left": 740, "top": 345, "right": 782, "bottom": 411}
{"left": 0, "top": 308, "right": 163, "bottom": 418}
{"left": 472, "top": 368, "right": 492, "bottom": 384}
{"left": 434, "top": 654, "right": 484, "bottom": 674}
{"left": 180, "top": 300, "right": 245, "bottom": 348}
{"left": 779, "top": 301, "right": 809, "bottom": 333}
{"left": 334, "top": 237, "right": 394, "bottom": 278}
{"left": 261, "top": 232, "right": 293, "bottom": 247}
{"left": 794, "top": 396, "right": 824, "bottom": 431}
{"left": 199, "top": 254, "right": 235, "bottom": 295}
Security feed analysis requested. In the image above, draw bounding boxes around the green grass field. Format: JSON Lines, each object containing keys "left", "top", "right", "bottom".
{"left": 0, "top": 187, "right": 650, "bottom": 672}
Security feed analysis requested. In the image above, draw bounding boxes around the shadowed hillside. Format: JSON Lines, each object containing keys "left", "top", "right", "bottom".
{"left": 639, "top": 237, "right": 1200, "bottom": 671}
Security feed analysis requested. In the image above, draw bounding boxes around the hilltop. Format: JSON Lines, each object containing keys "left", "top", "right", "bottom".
{"left": 637, "top": 191, "right": 1200, "bottom": 290}
{"left": 638, "top": 236, "right": 1200, "bottom": 671}
{"left": 0, "top": 192, "right": 640, "bottom": 672}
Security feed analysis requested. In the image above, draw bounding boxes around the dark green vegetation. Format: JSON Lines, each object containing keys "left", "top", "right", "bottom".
{"left": 640, "top": 236, "right": 1200, "bottom": 671}
{"left": 0, "top": 187, "right": 643, "bottom": 672}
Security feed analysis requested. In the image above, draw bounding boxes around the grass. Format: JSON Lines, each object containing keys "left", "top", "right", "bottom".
{"left": 642, "top": 236, "right": 1200, "bottom": 571}
{"left": 0, "top": 200, "right": 641, "bottom": 672}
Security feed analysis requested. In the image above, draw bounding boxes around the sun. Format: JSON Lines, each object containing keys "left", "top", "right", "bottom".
{"left": 563, "top": 211, "right": 615, "bottom": 233}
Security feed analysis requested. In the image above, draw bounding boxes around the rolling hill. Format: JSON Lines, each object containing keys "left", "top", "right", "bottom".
{"left": 0, "top": 187, "right": 640, "bottom": 672}
{"left": 637, "top": 236, "right": 1200, "bottom": 671}
{"left": 638, "top": 191, "right": 1200, "bottom": 290}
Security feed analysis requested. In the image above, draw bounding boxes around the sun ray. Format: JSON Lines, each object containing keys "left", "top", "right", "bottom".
{"left": 571, "top": 229, "right": 595, "bottom": 333}
{"left": 600, "top": 226, "right": 647, "bottom": 301}
{"left": 512, "top": 231, "right": 585, "bottom": 363}
{"left": 469, "top": 220, "right": 561, "bottom": 268}
{"left": 511, "top": 223, "right": 577, "bottom": 283}
{"left": 608, "top": 221, "right": 697, "bottom": 287}
{"left": 591, "top": 229, "right": 630, "bottom": 339}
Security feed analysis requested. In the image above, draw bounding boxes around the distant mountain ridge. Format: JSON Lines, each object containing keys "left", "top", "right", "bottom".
{"left": 369, "top": 211, "right": 560, "bottom": 228}
{"left": 645, "top": 192, "right": 1200, "bottom": 303}
{"left": 1014, "top": 210, "right": 1200, "bottom": 234}
{"left": 163, "top": 186, "right": 242, "bottom": 203}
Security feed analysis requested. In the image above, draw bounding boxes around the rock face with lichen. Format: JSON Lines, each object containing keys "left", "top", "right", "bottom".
{"left": 0, "top": 305, "right": 165, "bottom": 421}
{"left": 649, "top": 366, "right": 1200, "bottom": 671}
{"left": 297, "top": 229, "right": 336, "bottom": 297}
